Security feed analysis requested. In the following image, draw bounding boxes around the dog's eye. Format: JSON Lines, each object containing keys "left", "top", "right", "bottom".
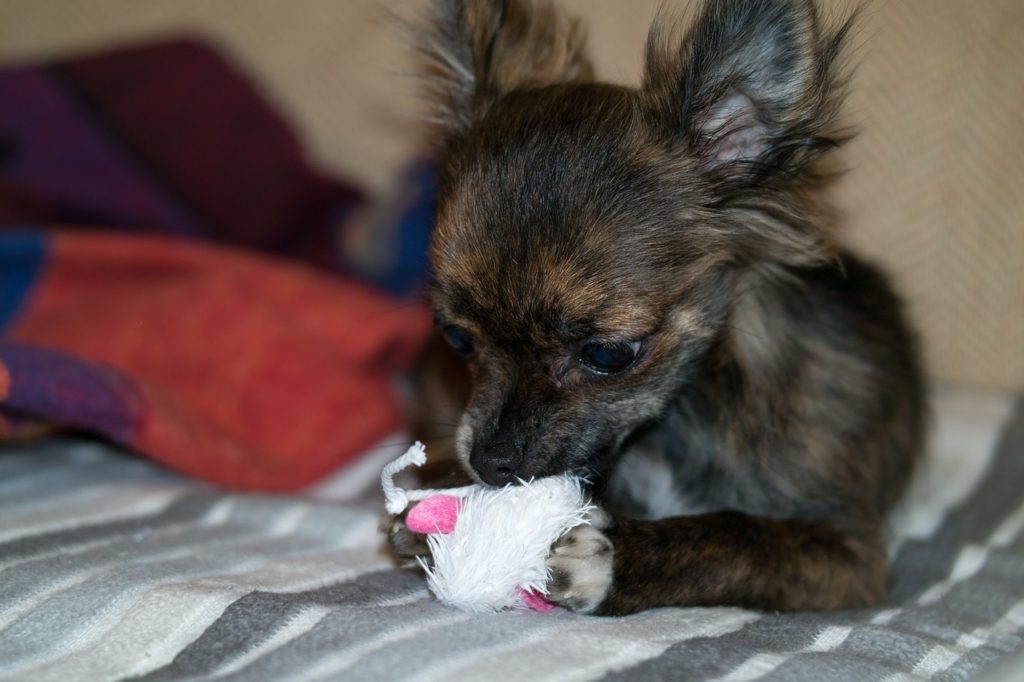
{"left": 442, "top": 325, "right": 474, "bottom": 355}
{"left": 579, "top": 340, "right": 642, "bottom": 374}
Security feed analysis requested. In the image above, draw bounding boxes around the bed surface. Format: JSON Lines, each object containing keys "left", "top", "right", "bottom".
{"left": 1, "top": 386, "right": 1022, "bottom": 681}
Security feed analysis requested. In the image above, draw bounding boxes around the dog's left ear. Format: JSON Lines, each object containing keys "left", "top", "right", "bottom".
{"left": 416, "top": 0, "right": 593, "bottom": 142}
{"left": 643, "top": 0, "right": 853, "bottom": 187}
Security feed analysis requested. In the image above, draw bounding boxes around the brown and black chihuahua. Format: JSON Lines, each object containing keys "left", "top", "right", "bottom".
{"left": 390, "top": 0, "right": 925, "bottom": 616}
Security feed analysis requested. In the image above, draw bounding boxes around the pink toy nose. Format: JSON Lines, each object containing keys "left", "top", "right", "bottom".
{"left": 405, "top": 495, "right": 461, "bottom": 534}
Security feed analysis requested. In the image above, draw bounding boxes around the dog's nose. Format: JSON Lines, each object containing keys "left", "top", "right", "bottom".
{"left": 477, "top": 458, "right": 517, "bottom": 486}
{"left": 470, "top": 443, "right": 523, "bottom": 486}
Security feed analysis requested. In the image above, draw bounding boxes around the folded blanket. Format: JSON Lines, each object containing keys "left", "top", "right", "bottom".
{"left": 0, "top": 39, "right": 437, "bottom": 489}
{"left": 0, "top": 38, "right": 362, "bottom": 264}
{"left": 0, "top": 230, "right": 431, "bottom": 490}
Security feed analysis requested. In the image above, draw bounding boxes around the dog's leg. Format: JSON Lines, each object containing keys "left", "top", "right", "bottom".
{"left": 546, "top": 511, "right": 887, "bottom": 615}
{"left": 385, "top": 512, "right": 433, "bottom": 568}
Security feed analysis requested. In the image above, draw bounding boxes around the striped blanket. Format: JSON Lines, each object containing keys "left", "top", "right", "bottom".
{"left": 1, "top": 385, "right": 1022, "bottom": 681}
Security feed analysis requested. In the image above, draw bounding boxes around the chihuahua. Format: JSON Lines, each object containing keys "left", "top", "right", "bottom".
{"left": 391, "top": 0, "right": 925, "bottom": 616}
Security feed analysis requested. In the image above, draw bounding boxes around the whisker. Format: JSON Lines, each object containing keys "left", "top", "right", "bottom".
{"left": 355, "top": 435, "right": 456, "bottom": 455}
{"left": 724, "top": 324, "right": 770, "bottom": 343}
{"left": 359, "top": 299, "right": 433, "bottom": 323}
{"left": 412, "top": 420, "right": 461, "bottom": 429}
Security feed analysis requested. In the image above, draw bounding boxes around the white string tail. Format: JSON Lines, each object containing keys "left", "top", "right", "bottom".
{"left": 381, "top": 441, "right": 427, "bottom": 514}
{"left": 381, "top": 442, "right": 478, "bottom": 514}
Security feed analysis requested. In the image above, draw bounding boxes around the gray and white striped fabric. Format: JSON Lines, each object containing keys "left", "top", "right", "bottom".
{"left": 1, "top": 386, "right": 1022, "bottom": 681}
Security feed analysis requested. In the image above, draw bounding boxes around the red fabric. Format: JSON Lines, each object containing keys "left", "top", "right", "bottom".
{"left": 8, "top": 231, "right": 432, "bottom": 490}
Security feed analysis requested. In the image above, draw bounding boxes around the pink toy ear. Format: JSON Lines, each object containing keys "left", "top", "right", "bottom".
{"left": 406, "top": 495, "right": 461, "bottom": 534}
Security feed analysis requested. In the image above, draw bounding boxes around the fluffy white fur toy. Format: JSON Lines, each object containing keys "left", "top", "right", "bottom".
{"left": 382, "top": 442, "right": 593, "bottom": 613}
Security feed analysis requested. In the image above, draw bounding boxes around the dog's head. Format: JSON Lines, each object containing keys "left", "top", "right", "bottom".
{"left": 420, "top": 0, "right": 852, "bottom": 485}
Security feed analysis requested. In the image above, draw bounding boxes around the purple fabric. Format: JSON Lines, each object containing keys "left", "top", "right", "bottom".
{"left": 0, "top": 66, "right": 198, "bottom": 234}
{"left": 0, "top": 341, "right": 143, "bottom": 445}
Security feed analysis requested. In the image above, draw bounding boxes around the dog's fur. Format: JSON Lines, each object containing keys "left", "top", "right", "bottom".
{"left": 392, "top": 0, "right": 926, "bottom": 615}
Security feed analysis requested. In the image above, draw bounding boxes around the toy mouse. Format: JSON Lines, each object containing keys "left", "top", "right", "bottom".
{"left": 381, "top": 442, "right": 594, "bottom": 613}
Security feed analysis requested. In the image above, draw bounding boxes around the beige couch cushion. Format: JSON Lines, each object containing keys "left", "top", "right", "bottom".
{"left": 1, "top": 0, "right": 1020, "bottom": 389}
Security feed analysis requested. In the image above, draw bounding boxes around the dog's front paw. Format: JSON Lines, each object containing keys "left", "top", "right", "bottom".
{"left": 384, "top": 515, "right": 433, "bottom": 568}
{"left": 545, "top": 524, "right": 614, "bottom": 614}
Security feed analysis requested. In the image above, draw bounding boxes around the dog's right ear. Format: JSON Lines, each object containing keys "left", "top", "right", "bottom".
{"left": 416, "top": 0, "right": 592, "bottom": 141}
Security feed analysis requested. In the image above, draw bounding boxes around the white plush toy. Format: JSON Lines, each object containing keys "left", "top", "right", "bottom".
{"left": 381, "top": 442, "right": 594, "bottom": 613}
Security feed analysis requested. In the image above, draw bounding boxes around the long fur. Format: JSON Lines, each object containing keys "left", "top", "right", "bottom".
{"left": 415, "top": 0, "right": 593, "bottom": 138}
{"left": 400, "top": 0, "right": 926, "bottom": 616}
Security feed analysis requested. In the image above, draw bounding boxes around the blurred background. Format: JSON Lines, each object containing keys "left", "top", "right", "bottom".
{"left": 1, "top": 0, "right": 1021, "bottom": 391}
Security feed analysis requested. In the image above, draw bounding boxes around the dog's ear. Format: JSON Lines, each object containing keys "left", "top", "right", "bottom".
{"left": 643, "top": 0, "right": 852, "bottom": 186}
{"left": 417, "top": 0, "right": 593, "bottom": 140}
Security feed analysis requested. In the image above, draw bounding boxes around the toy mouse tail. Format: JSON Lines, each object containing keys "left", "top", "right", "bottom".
{"left": 381, "top": 442, "right": 428, "bottom": 514}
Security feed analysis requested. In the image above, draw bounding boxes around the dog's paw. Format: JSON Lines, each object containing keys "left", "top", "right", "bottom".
{"left": 384, "top": 515, "right": 432, "bottom": 568}
{"left": 545, "top": 524, "right": 614, "bottom": 614}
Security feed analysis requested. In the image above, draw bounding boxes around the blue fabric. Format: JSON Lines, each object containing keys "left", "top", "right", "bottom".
{"left": 338, "top": 158, "right": 437, "bottom": 299}
{"left": 0, "top": 229, "right": 48, "bottom": 329}
{"left": 385, "top": 159, "right": 436, "bottom": 299}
